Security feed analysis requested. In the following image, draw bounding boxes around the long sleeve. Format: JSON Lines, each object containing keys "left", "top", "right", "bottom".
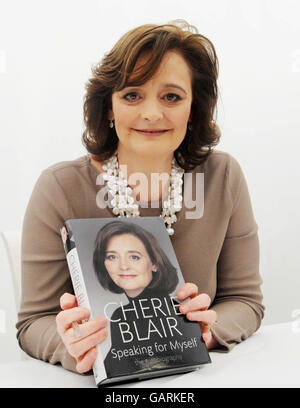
{"left": 16, "top": 169, "right": 77, "bottom": 372}
{"left": 209, "top": 155, "right": 265, "bottom": 351}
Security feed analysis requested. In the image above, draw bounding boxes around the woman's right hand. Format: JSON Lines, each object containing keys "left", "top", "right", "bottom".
{"left": 56, "top": 292, "right": 108, "bottom": 374}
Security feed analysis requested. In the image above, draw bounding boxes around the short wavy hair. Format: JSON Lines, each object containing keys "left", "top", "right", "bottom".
{"left": 82, "top": 19, "right": 220, "bottom": 171}
{"left": 93, "top": 220, "right": 178, "bottom": 294}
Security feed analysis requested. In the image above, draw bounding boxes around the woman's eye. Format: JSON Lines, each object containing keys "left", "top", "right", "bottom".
{"left": 122, "top": 92, "right": 181, "bottom": 103}
{"left": 105, "top": 255, "right": 116, "bottom": 260}
{"left": 130, "top": 255, "right": 140, "bottom": 260}
{"left": 165, "top": 93, "right": 181, "bottom": 102}
{"left": 123, "top": 92, "right": 139, "bottom": 102}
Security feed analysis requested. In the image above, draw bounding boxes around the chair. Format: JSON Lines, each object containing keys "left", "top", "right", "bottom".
{"left": 0, "top": 231, "right": 22, "bottom": 311}
{"left": 0, "top": 230, "right": 32, "bottom": 361}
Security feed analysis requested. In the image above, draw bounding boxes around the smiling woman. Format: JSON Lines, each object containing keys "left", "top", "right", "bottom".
{"left": 83, "top": 22, "right": 220, "bottom": 171}
{"left": 107, "top": 50, "right": 193, "bottom": 165}
{"left": 103, "top": 234, "right": 155, "bottom": 298}
{"left": 16, "top": 19, "right": 264, "bottom": 376}
{"left": 93, "top": 220, "right": 179, "bottom": 297}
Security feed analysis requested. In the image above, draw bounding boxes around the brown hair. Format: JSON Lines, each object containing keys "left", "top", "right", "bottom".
{"left": 82, "top": 19, "right": 220, "bottom": 171}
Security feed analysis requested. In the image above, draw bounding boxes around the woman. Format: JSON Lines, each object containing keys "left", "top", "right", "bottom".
{"left": 92, "top": 220, "right": 209, "bottom": 377}
{"left": 16, "top": 19, "right": 264, "bottom": 375}
{"left": 93, "top": 220, "right": 179, "bottom": 298}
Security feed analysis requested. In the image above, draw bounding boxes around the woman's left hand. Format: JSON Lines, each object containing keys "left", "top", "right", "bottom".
{"left": 177, "top": 283, "right": 218, "bottom": 350}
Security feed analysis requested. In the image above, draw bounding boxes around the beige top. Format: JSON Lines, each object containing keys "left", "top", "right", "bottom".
{"left": 16, "top": 150, "right": 265, "bottom": 373}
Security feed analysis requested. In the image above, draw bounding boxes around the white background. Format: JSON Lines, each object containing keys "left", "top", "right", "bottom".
{"left": 0, "top": 0, "right": 300, "bottom": 362}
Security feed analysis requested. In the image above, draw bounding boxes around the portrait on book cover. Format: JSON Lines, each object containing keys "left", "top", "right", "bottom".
{"left": 93, "top": 220, "right": 179, "bottom": 298}
{"left": 92, "top": 219, "right": 202, "bottom": 378}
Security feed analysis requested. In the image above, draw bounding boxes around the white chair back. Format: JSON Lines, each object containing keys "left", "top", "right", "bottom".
{"left": 0, "top": 230, "right": 22, "bottom": 311}
{"left": 0, "top": 230, "right": 32, "bottom": 361}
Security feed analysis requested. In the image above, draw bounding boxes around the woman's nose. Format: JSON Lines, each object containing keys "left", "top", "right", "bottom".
{"left": 119, "top": 258, "right": 129, "bottom": 270}
{"left": 141, "top": 100, "right": 163, "bottom": 122}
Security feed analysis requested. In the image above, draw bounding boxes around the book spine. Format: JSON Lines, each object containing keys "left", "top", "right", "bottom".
{"left": 65, "top": 247, "right": 91, "bottom": 314}
{"left": 62, "top": 223, "right": 106, "bottom": 385}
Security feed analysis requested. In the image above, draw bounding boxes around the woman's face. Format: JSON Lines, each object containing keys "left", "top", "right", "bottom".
{"left": 104, "top": 233, "right": 157, "bottom": 297}
{"left": 108, "top": 50, "right": 193, "bottom": 158}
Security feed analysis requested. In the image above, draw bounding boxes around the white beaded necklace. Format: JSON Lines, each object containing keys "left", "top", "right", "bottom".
{"left": 101, "top": 153, "right": 184, "bottom": 235}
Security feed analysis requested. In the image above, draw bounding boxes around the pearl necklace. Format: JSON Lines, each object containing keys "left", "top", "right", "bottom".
{"left": 101, "top": 153, "right": 184, "bottom": 235}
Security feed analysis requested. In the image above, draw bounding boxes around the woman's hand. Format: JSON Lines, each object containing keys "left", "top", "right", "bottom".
{"left": 177, "top": 283, "right": 218, "bottom": 350}
{"left": 56, "top": 293, "right": 108, "bottom": 373}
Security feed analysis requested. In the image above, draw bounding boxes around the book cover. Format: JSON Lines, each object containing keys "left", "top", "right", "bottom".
{"left": 60, "top": 217, "right": 211, "bottom": 386}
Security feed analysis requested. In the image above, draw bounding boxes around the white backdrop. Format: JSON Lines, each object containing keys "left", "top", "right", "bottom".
{"left": 0, "top": 0, "right": 299, "bottom": 344}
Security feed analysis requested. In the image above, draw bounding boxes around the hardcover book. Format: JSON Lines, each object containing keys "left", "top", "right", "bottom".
{"left": 60, "top": 217, "right": 211, "bottom": 386}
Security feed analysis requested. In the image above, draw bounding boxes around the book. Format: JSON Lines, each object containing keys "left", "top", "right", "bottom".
{"left": 60, "top": 216, "right": 211, "bottom": 386}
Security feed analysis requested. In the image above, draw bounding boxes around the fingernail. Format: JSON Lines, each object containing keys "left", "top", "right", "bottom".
{"left": 98, "top": 316, "right": 107, "bottom": 325}
{"left": 72, "top": 321, "right": 82, "bottom": 339}
{"left": 180, "top": 304, "right": 187, "bottom": 313}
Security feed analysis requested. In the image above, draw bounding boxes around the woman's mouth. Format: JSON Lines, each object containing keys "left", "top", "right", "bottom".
{"left": 134, "top": 129, "right": 169, "bottom": 136}
{"left": 119, "top": 274, "right": 137, "bottom": 279}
